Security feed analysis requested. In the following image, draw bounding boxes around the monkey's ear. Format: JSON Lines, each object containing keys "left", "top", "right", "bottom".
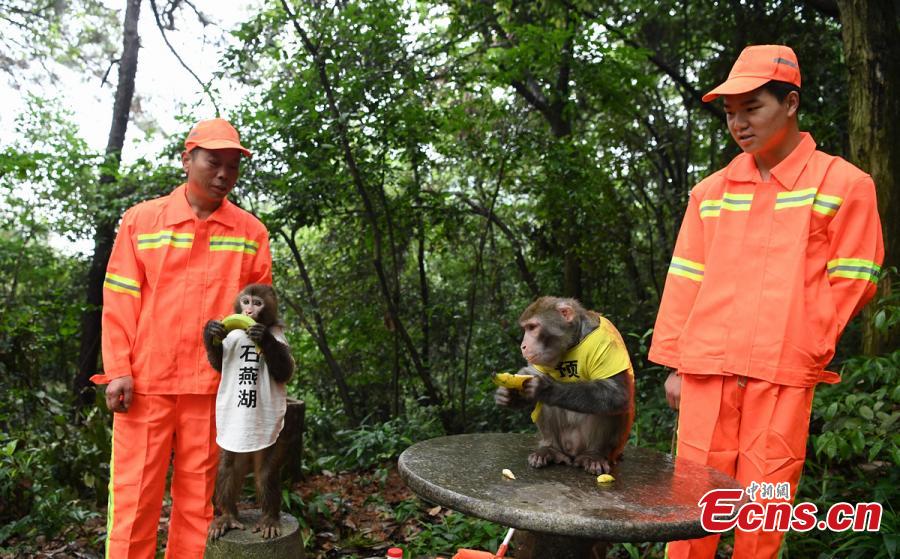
{"left": 557, "top": 302, "right": 575, "bottom": 322}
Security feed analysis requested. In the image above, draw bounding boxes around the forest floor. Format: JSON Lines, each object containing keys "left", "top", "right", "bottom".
{"left": 5, "top": 463, "right": 433, "bottom": 559}
{"left": 7, "top": 464, "right": 736, "bottom": 559}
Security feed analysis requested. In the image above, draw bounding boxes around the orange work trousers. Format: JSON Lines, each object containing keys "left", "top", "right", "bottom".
{"left": 666, "top": 374, "right": 815, "bottom": 559}
{"left": 105, "top": 393, "right": 218, "bottom": 559}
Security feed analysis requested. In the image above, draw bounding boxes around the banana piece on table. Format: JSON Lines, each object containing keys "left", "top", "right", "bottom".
{"left": 492, "top": 372, "right": 532, "bottom": 390}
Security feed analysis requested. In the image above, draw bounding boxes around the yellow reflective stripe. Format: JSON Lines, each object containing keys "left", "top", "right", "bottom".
{"left": 104, "top": 273, "right": 140, "bottom": 297}
{"left": 774, "top": 187, "right": 817, "bottom": 210}
{"left": 105, "top": 430, "right": 115, "bottom": 559}
{"left": 699, "top": 206, "right": 721, "bottom": 218}
{"left": 668, "top": 256, "right": 704, "bottom": 282}
{"left": 137, "top": 230, "right": 194, "bottom": 249}
{"left": 773, "top": 188, "right": 844, "bottom": 216}
{"left": 209, "top": 236, "right": 259, "bottom": 255}
{"left": 699, "top": 192, "right": 752, "bottom": 218}
{"left": 827, "top": 258, "right": 881, "bottom": 284}
{"left": 813, "top": 193, "right": 843, "bottom": 216}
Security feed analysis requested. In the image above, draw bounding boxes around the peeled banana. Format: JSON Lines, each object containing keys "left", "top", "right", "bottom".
{"left": 222, "top": 313, "right": 256, "bottom": 331}
{"left": 596, "top": 474, "right": 615, "bottom": 484}
{"left": 492, "top": 372, "right": 532, "bottom": 390}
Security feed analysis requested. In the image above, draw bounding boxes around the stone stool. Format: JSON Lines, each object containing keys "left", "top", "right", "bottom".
{"left": 204, "top": 509, "right": 305, "bottom": 559}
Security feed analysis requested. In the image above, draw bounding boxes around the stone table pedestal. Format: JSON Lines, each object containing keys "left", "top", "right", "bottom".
{"left": 398, "top": 433, "right": 743, "bottom": 558}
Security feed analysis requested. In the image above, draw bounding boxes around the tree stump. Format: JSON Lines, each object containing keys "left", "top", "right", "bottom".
{"left": 204, "top": 509, "right": 305, "bottom": 559}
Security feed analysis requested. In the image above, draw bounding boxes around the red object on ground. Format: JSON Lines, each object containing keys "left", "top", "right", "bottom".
{"left": 452, "top": 550, "right": 494, "bottom": 559}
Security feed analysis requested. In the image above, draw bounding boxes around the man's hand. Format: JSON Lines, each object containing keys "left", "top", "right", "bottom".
{"left": 106, "top": 375, "right": 134, "bottom": 413}
{"left": 664, "top": 371, "right": 681, "bottom": 410}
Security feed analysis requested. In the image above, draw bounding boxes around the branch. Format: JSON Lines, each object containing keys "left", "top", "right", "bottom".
{"left": 559, "top": 0, "right": 725, "bottom": 122}
{"left": 509, "top": 77, "right": 551, "bottom": 115}
{"left": 460, "top": 197, "right": 540, "bottom": 297}
{"left": 99, "top": 58, "right": 119, "bottom": 87}
{"left": 644, "top": 49, "right": 724, "bottom": 122}
{"left": 555, "top": 10, "right": 574, "bottom": 100}
{"left": 278, "top": 226, "right": 358, "bottom": 423}
{"left": 182, "top": 0, "right": 214, "bottom": 27}
{"left": 149, "top": 0, "right": 220, "bottom": 114}
{"left": 461, "top": 155, "right": 507, "bottom": 426}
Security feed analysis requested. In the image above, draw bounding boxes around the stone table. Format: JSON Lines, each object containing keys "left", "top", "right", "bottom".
{"left": 398, "top": 433, "right": 742, "bottom": 559}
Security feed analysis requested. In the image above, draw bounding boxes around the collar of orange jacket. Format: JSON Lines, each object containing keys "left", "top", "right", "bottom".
{"left": 724, "top": 132, "right": 816, "bottom": 190}
{"left": 163, "top": 183, "right": 239, "bottom": 227}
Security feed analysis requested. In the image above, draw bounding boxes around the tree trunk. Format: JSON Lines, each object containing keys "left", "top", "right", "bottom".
{"left": 837, "top": 0, "right": 900, "bottom": 354}
{"left": 280, "top": 229, "right": 358, "bottom": 424}
{"left": 73, "top": 0, "right": 142, "bottom": 410}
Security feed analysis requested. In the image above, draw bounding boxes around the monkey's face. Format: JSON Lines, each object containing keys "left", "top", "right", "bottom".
{"left": 520, "top": 318, "right": 557, "bottom": 366}
{"left": 239, "top": 294, "right": 266, "bottom": 321}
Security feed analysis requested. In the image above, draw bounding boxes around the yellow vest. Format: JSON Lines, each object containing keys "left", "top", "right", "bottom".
{"left": 531, "top": 316, "right": 633, "bottom": 422}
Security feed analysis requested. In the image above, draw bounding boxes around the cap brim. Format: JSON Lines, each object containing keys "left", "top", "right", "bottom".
{"left": 187, "top": 139, "right": 252, "bottom": 157}
{"left": 702, "top": 76, "right": 771, "bottom": 102}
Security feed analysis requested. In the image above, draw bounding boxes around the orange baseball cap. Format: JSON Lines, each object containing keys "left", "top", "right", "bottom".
{"left": 702, "top": 45, "right": 801, "bottom": 102}
{"left": 184, "top": 118, "right": 251, "bottom": 157}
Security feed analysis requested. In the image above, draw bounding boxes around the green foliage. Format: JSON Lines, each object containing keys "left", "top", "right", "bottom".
{"left": 783, "top": 348, "right": 900, "bottom": 557}
{"left": 0, "top": 385, "right": 109, "bottom": 546}
{"left": 0, "top": 0, "right": 119, "bottom": 85}
{"left": 403, "top": 510, "right": 505, "bottom": 558}
{"left": 811, "top": 351, "right": 899, "bottom": 464}
{"left": 0, "top": 230, "right": 86, "bottom": 386}
{"left": 314, "top": 405, "right": 446, "bottom": 472}
{"left": 871, "top": 269, "right": 900, "bottom": 335}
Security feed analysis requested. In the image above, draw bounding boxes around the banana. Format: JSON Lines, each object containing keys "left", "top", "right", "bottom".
{"left": 596, "top": 474, "right": 615, "bottom": 484}
{"left": 492, "top": 372, "right": 532, "bottom": 390}
{"left": 222, "top": 313, "right": 256, "bottom": 332}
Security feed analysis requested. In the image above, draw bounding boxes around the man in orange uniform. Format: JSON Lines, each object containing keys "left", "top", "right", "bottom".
{"left": 649, "top": 45, "right": 883, "bottom": 558}
{"left": 91, "top": 118, "right": 272, "bottom": 558}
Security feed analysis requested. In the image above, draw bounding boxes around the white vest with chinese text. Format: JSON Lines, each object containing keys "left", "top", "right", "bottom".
{"left": 216, "top": 329, "right": 286, "bottom": 452}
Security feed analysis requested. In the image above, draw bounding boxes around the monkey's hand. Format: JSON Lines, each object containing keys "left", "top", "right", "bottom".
{"left": 247, "top": 323, "right": 266, "bottom": 344}
{"left": 521, "top": 371, "right": 551, "bottom": 402}
{"left": 204, "top": 320, "right": 226, "bottom": 345}
{"left": 203, "top": 320, "right": 226, "bottom": 372}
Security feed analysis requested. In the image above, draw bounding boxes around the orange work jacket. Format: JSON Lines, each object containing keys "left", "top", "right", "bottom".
{"left": 649, "top": 133, "right": 883, "bottom": 387}
{"left": 91, "top": 184, "right": 273, "bottom": 394}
